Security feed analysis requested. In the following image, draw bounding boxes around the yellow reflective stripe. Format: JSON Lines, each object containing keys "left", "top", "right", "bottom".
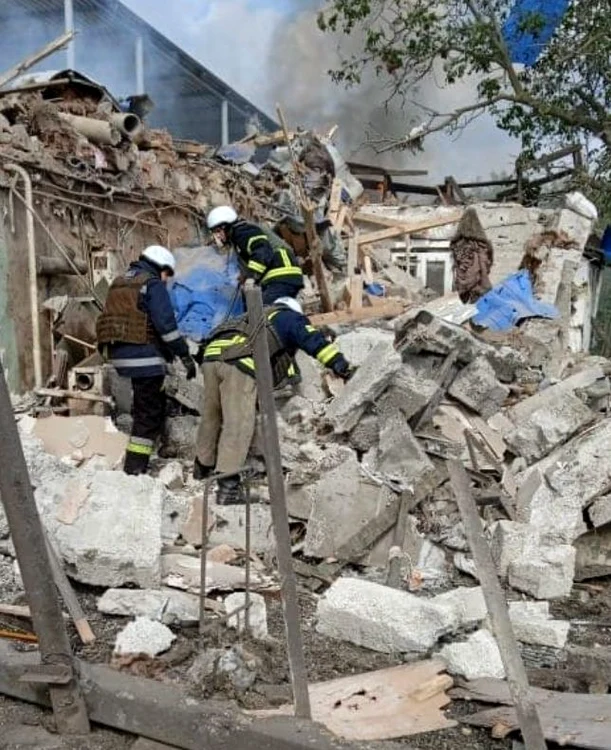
{"left": 204, "top": 335, "right": 247, "bottom": 357}
{"left": 278, "top": 248, "right": 291, "bottom": 267}
{"left": 246, "top": 235, "right": 269, "bottom": 254}
{"left": 268, "top": 310, "right": 280, "bottom": 320}
{"left": 288, "top": 364, "right": 296, "bottom": 376}
{"left": 262, "top": 267, "right": 303, "bottom": 282}
{"left": 305, "top": 325, "right": 316, "bottom": 333}
{"left": 126, "top": 442, "right": 154, "bottom": 456}
{"left": 317, "top": 344, "right": 339, "bottom": 365}
{"left": 239, "top": 357, "right": 255, "bottom": 370}
{"left": 247, "top": 259, "right": 267, "bottom": 274}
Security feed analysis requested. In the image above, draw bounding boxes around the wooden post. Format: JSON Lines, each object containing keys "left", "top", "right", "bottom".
{"left": 0, "top": 31, "right": 75, "bottom": 90}
{"left": 276, "top": 105, "right": 333, "bottom": 313}
{"left": 346, "top": 231, "right": 362, "bottom": 310}
{"left": 447, "top": 460, "right": 547, "bottom": 750}
{"left": 0, "top": 361, "right": 89, "bottom": 733}
{"left": 244, "top": 282, "right": 311, "bottom": 719}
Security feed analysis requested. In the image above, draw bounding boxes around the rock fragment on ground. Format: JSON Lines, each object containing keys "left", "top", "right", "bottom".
{"left": 440, "top": 629, "right": 505, "bottom": 680}
{"left": 158, "top": 461, "right": 184, "bottom": 490}
{"left": 225, "top": 591, "right": 268, "bottom": 640}
{"left": 448, "top": 356, "right": 510, "bottom": 419}
{"left": 508, "top": 601, "right": 570, "bottom": 649}
{"left": 113, "top": 616, "right": 176, "bottom": 657}
{"left": 98, "top": 587, "right": 200, "bottom": 625}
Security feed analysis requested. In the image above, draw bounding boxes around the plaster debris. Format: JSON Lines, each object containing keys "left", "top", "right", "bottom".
{"left": 508, "top": 601, "right": 570, "bottom": 649}
{"left": 113, "top": 617, "right": 176, "bottom": 658}
{"left": 440, "top": 629, "right": 505, "bottom": 680}
{"left": 158, "top": 461, "right": 184, "bottom": 490}
{"left": 225, "top": 591, "right": 268, "bottom": 640}
{"left": 97, "top": 587, "right": 200, "bottom": 625}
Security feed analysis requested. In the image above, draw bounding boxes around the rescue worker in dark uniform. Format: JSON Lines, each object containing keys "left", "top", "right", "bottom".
{"left": 206, "top": 206, "right": 304, "bottom": 305}
{"left": 96, "top": 245, "right": 197, "bottom": 476}
{"left": 193, "top": 296, "right": 356, "bottom": 503}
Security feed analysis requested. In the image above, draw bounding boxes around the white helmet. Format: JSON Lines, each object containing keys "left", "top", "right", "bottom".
{"left": 274, "top": 297, "right": 303, "bottom": 315}
{"left": 207, "top": 205, "right": 238, "bottom": 230}
{"left": 141, "top": 245, "right": 176, "bottom": 275}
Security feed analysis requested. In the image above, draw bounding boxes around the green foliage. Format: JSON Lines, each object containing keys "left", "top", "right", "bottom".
{"left": 318, "top": 0, "right": 611, "bottom": 217}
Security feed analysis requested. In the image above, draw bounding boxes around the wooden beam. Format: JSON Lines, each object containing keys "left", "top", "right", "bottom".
{"left": 447, "top": 460, "right": 547, "bottom": 750}
{"left": 354, "top": 210, "right": 463, "bottom": 234}
{"left": 309, "top": 300, "right": 406, "bottom": 327}
{"left": 0, "top": 31, "right": 75, "bottom": 91}
{"left": 359, "top": 226, "right": 406, "bottom": 246}
{"left": 346, "top": 232, "right": 362, "bottom": 310}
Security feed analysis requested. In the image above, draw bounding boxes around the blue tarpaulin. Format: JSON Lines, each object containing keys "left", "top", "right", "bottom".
{"left": 602, "top": 226, "right": 611, "bottom": 265}
{"left": 503, "top": 0, "right": 570, "bottom": 66}
{"left": 472, "top": 270, "right": 559, "bottom": 331}
{"left": 169, "top": 246, "right": 244, "bottom": 342}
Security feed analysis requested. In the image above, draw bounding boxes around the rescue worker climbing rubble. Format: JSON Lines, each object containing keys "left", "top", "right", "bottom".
{"left": 193, "top": 296, "right": 356, "bottom": 503}
{"left": 96, "top": 245, "right": 197, "bottom": 476}
{"left": 206, "top": 205, "right": 304, "bottom": 305}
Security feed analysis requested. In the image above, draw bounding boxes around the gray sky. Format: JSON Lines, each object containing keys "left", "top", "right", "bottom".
{"left": 121, "top": 0, "right": 518, "bottom": 182}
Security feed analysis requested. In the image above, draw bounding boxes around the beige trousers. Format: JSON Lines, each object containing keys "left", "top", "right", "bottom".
{"left": 195, "top": 361, "right": 257, "bottom": 475}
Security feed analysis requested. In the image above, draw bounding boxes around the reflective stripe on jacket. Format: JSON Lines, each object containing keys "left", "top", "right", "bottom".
{"left": 231, "top": 221, "right": 304, "bottom": 291}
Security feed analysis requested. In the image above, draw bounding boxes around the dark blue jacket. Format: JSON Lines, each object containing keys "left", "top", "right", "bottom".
{"left": 108, "top": 259, "right": 189, "bottom": 379}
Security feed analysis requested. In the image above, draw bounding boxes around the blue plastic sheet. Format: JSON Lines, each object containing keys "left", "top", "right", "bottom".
{"left": 602, "top": 226, "right": 611, "bottom": 266}
{"left": 472, "top": 270, "right": 559, "bottom": 331}
{"left": 169, "top": 246, "right": 244, "bottom": 342}
{"left": 503, "top": 0, "right": 570, "bottom": 66}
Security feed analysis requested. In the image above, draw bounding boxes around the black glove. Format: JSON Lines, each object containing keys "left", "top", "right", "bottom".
{"left": 181, "top": 355, "right": 197, "bottom": 380}
{"left": 193, "top": 344, "right": 205, "bottom": 366}
{"left": 333, "top": 358, "right": 357, "bottom": 382}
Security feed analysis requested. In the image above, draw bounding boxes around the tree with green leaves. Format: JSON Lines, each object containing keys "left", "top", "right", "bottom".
{"left": 318, "top": 0, "right": 611, "bottom": 216}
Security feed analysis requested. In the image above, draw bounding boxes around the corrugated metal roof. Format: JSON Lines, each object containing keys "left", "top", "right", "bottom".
{"left": 0, "top": 0, "right": 277, "bottom": 140}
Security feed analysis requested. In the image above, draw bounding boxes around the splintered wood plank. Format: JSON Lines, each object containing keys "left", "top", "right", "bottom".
{"left": 359, "top": 226, "right": 406, "bottom": 245}
{"left": 346, "top": 231, "right": 362, "bottom": 310}
{"left": 354, "top": 210, "right": 463, "bottom": 233}
{"left": 308, "top": 300, "right": 406, "bottom": 326}
{"left": 249, "top": 660, "right": 456, "bottom": 741}
{"left": 328, "top": 178, "right": 343, "bottom": 227}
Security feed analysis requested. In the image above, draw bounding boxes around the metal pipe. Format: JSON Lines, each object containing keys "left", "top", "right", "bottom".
{"left": 110, "top": 113, "right": 142, "bottom": 139}
{"left": 221, "top": 99, "right": 229, "bottom": 146}
{"left": 5, "top": 164, "right": 42, "bottom": 389}
{"left": 58, "top": 113, "right": 121, "bottom": 146}
{"left": 37, "top": 256, "right": 88, "bottom": 276}
{"left": 135, "top": 36, "right": 145, "bottom": 95}
{"left": 244, "top": 281, "right": 311, "bottom": 719}
{"left": 0, "top": 360, "right": 90, "bottom": 733}
{"left": 64, "top": 0, "right": 75, "bottom": 69}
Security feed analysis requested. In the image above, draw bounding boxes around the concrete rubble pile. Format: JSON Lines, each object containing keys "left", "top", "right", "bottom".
{"left": 1, "top": 188, "right": 608, "bottom": 700}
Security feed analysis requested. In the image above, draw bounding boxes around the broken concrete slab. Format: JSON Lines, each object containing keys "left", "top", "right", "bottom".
{"left": 209, "top": 504, "right": 274, "bottom": 554}
{"left": 508, "top": 601, "right": 570, "bottom": 649}
{"left": 587, "top": 495, "right": 611, "bottom": 529}
{"left": 161, "top": 415, "right": 199, "bottom": 459}
{"left": 335, "top": 329, "right": 395, "bottom": 366}
{"left": 440, "top": 629, "right": 505, "bottom": 680}
{"left": 36, "top": 470, "right": 164, "bottom": 588}
{"left": 158, "top": 461, "right": 184, "bottom": 490}
{"left": 373, "top": 414, "right": 438, "bottom": 490}
{"left": 434, "top": 587, "right": 487, "bottom": 630}
{"left": 574, "top": 525, "right": 611, "bottom": 581}
{"left": 303, "top": 454, "right": 398, "bottom": 560}
{"left": 294, "top": 350, "right": 325, "bottom": 402}
{"left": 161, "top": 491, "right": 193, "bottom": 544}
{"left": 508, "top": 544, "right": 576, "bottom": 600}
{"left": 489, "top": 521, "right": 540, "bottom": 578}
{"left": 395, "top": 310, "right": 487, "bottom": 364}
{"left": 33, "top": 415, "right": 127, "bottom": 468}
{"left": 316, "top": 577, "right": 453, "bottom": 654}
{"left": 161, "top": 553, "right": 266, "bottom": 594}
{"left": 225, "top": 591, "right": 268, "bottom": 640}
{"left": 504, "top": 391, "right": 594, "bottom": 463}
{"left": 325, "top": 340, "right": 402, "bottom": 433}
{"left": 448, "top": 357, "right": 509, "bottom": 419}
{"left": 349, "top": 414, "right": 380, "bottom": 453}
{"left": 515, "top": 419, "right": 611, "bottom": 543}
{"left": 97, "top": 587, "right": 200, "bottom": 625}
{"left": 377, "top": 365, "right": 440, "bottom": 422}
{"left": 113, "top": 616, "right": 176, "bottom": 657}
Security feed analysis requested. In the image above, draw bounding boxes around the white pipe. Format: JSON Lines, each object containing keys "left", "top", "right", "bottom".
{"left": 64, "top": 0, "right": 75, "bottom": 69}
{"left": 221, "top": 99, "right": 229, "bottom": 146}
{"left": 5, "top": 165, "right": 42, "bottom": 389}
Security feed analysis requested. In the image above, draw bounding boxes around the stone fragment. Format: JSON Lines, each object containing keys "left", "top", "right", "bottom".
{"left": 378, "top": 364, "right": 440, "bottom": 422}
{"left": 161, "top": 553, "right": 260, "bottom": 593}
{"left": 113, "top": 617, "right": 176, "bottom": 657}
{"left": 504, "top": 391, "right": 594, "bottom": 463}
{"left": 0, "top": 501, "right": 9, "bottom": 539}
{"left": 206, "top": 544, "right": 238, "bottom": 564}
{"left": 453, "top": 552, "right": 478, "bottom": 579}
{"left": 508, "top": 601, "right": 570, "bottom": 649}
{"left": 485, "top": 346, "right": 527, "bottom": 383}
{"left": 574, "top": 525, "right": 611, "bottom": 581}
{"left": 97, "top": 588, "right": 199, "bottom": 625}
{"left": 349, "top": 414, "right": 380, "bottom": 453}
{"left": 448, "top": 357, "right": 509, "bottom": 419}
{"left": 209, "top": 504, "right": 274, "bottom": 554}
{"left": 225, "top": 591, "right": 268, "bottom": 640}
{"left": 161, "top": 491, "right": 192, "bottom": 544}
{"left": 587, "top": 495, "right": 611, "bottom": 529}
{"left": 433, "top": 586, "right": 487, "bottom": 630}
{"left": 395, "top": 310, "right": 486, "bottom": 363}
{"left": 33, "top": 415, "right": 127, "bottom": 468}
{"left": 158, "top": 461, "right": 184, "bottom": 490}
{"left": 316, "top": 577, "right": 452, "bottom": 653}
{"left": 440, "top": 629, "right": 505, "bottom": 680}
{"left": 412, "top": 540, "right": 450, "bottom": 587}
{"left": 161, "top": 415, "right": 199, "bottom": 459}
{"left": 335, "top": 329, "right": 395, "bottom": 366}
{"left": 36, "top": 471, "right": 164, "bottom": 588}
{"left": 374, "top": 414, "right": 437, "bottom": 490}
{"left": 325, "top": 340, "right": 402, "bottom": 433}
{"left": 489, "top": 521, "right": 540, "bottom": 578}
{"left": 2, "top": 725, "right": 64, "bottom": 749}
{"left": 0, "top": 554, "right": 23, "bottom": 600}
{"left": 294, "top": 350, "right": 325, "bottom": 402}
{"left": 508, "top": 545, "right": 576, "bottom": 600}
{"left": 303, "top": 454, "right": 397, "bottom": 560}
{"left": 187, "top": 645, "right": 259, "bottom": 692}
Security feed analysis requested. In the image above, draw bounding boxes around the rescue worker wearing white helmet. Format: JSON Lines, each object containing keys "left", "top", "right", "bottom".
{"left": 96, "top": 245, "right": 197, "bottom": 475}
{"left": 206, "top": 205, "right": 304, "bottom": 305}
{"left": 193, "top": 296, "right": 356, "bottom": 503}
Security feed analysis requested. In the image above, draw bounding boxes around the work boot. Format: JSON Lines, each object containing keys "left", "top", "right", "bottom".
{"left": 193, "top": 457, "right": 214, "bottom": 481}
{"left": 216, "top": 475, "right": 246, "bottom": 505}
{"left": 123, "top": 451, "right": 150, "bottom": 476}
